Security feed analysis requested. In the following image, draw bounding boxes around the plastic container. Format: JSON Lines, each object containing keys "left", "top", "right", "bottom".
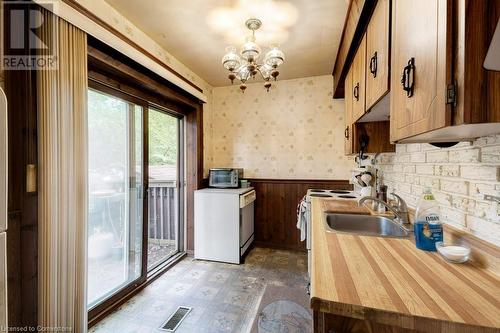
{"left": 414, "top": 188, "right": 443, "bottom": 251}
{"left": 436, "top": 242, "right": 470, "bottom": 263}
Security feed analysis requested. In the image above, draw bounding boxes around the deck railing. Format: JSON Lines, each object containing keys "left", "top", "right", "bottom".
{"left": 148, "top": 181, "right": 177, "bottom": 241}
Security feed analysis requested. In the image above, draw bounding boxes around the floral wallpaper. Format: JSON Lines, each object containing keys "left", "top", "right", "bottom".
{"left": 208, "top": 75, "right": 353, "bottom": 179}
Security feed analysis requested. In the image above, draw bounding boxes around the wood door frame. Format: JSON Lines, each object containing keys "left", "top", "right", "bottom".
{"left": 86, "top": 38, "right": 204, "bottom": 327}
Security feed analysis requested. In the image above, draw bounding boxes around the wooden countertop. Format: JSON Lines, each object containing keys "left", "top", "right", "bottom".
{"left": 310, "top": 198, "right": 500, "bottom": 332}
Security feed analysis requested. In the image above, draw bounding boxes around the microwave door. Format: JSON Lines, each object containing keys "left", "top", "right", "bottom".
{"left": 215, "top": 171, "right": 231, "bottom": 185}
{"left": 211, "top": 169, "right": 236, "bottom": 187}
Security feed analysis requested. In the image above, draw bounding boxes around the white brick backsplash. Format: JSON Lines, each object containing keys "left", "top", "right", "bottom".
{"left": 416, "top": 164, "right": 434, "bottom": 175}
{"left": 397, "top": 183, "right": 412, "bottom": 195}
{"left": 440, "top": 179, "right": 469, "bottom": 195}
{"left": 419, "top": 176, "right": 440, "bottom": 189}
{"left": 410, "top": 152, "right": 426, "bottom": 163}
{"left": 405, "top": 174, "right": 418, "bottom": 184}
{"left": 434, "top": 165, "right": 459, "bottom": 177}
{"left": 473, "top": 134, "right": 500, "bottom": 147}
{"left": 467, "top": 216, "right": 500, "bottom": 245}
{"left": 372, "top": 135, "right": 500, "bottom": 246}
{"left": 440, "top": 207, "right": 466, "bottom": 227}
{"left": 461, "top": 165, "right": 499, "bottom": 181}
{"left": 434, "top": 192, "right": 452, "bottom": 207}
{"left": 406, "top": 144, "right": 421, "bottom": 153}
{"left": 472, "top": 201, "right": 494, "bottom": 219}
{"left": 449, "top": 148, "right": 479, "bottom": 163}
{"left": 395, "top": 145, "right": 406, "bottom": 153}
{"left": 451, "top": 195, "right": 473, "bottom": 211}
{"left": 398, "top": 154, "right": 411, "bottom": 163}
{"left": 403, "top": 165, "right": 416, "bottom": 174}
{"left": 469, "top": 182, "right": 500, "bottom": 196}
{"left": 392, "top": 164, "right": 403, "bottom": 172}
{"left": 427, "top": 150, "right": 449, "bottom": 163}
{"left": 420, "top": 143, "right": 440, "bottom": 151}
{"left": 481, "top": 145, "right": 500, "bottom": 163}
{"left": 451, "top": 141, "right": 473, "bottom": 148}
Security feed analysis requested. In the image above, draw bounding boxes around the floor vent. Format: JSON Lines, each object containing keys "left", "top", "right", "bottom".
{"left": 159, "top": 306, "right": 192, "bottom": 332}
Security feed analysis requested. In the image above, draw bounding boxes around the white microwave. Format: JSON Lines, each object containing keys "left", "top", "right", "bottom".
{"left": 208, "top": 168, "right": 243, "bottom": 188}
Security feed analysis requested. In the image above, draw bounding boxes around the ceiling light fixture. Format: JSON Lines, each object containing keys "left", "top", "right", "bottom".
{"left": 222, "top": 18, "right": 285, "bottom": 92}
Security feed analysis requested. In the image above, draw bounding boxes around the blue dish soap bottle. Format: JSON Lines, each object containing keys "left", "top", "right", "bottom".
{"left": 414, "top": 188, "right": 443, "bottom": 251}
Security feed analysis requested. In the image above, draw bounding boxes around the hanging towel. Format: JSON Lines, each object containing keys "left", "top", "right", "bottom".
{"left": 296, "top": 196, "right": 307, "bottom": 242}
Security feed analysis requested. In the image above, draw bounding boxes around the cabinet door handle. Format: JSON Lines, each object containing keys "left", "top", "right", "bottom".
{"left": 344, "top": 126, "right": 349, "bottom": 139}
{"left": 353, "top": 83, "right": 360, "bottom": 101}
{"left": 369, "top": 52, "right": 378, "bottom": 78}
{"left": 400, "top": 57, "right": 415, "bottom": 97}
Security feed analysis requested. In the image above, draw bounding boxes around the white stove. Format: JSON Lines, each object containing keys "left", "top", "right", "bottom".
{"left": 304, "top": 188, "right": 359, "bottom": 277}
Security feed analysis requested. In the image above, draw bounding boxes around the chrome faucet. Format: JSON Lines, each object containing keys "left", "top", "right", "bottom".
{"left": 358, "top": 193, "right": 411, "bottom": 228}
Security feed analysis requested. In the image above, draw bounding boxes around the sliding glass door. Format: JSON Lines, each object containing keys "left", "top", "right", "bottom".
{"left": 86, "top": 83, "right": 185, "bottom": 312}
{"left": 147, "top": 108, "right": 183, "bottom": 271}
{"left": 87, "top": 88, "right": 144, "bottom": 308}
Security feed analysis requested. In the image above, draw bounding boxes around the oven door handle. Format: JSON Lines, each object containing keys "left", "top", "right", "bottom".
{"left": 240, "top": 190, "right": 256, "bottom": 208}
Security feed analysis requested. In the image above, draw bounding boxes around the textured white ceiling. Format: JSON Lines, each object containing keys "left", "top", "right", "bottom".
{"left": 105, "top": 0, "right": 348, "bottom": 87}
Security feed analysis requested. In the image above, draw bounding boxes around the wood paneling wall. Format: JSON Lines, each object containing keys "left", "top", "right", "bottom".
{"left": 248, "top": 179, "right": 352, "bottom": 251}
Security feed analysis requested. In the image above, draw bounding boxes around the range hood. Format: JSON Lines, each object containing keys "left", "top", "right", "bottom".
{"left": 484, "top": 18, "right": 500, "bottom": 71}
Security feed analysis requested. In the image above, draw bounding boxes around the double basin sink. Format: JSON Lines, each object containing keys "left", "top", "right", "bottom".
{"left": 324, "top": 213, "right": 410, "bottom": 238}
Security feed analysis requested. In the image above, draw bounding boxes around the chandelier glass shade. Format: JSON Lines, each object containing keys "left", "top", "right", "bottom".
{"left": 221, "top": 18, "right": 285, "bottom": 92}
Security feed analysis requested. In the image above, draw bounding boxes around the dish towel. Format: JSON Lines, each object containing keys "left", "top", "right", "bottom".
{"left": 296, "top": 196, "right": 307, "bottom": 242}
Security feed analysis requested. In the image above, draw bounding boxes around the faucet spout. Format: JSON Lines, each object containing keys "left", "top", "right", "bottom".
{"left": 358, "top": 196, "right": 411, "bottom": 228}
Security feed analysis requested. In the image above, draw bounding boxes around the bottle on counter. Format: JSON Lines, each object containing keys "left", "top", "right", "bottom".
{"left": 414, "top": 188, "right": 443, "bottom": 251}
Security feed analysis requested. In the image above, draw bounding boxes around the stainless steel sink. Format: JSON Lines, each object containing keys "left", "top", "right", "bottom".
{"left": 324, "top": 213, "right": 409, "bottom": 238}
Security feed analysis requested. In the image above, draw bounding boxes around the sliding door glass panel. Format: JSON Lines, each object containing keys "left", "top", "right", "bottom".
{"left": 147, "top": 108, "right": 180, "bottom": 271}
{"left": 87, "top": 89, "right": 143, "bottom": 307}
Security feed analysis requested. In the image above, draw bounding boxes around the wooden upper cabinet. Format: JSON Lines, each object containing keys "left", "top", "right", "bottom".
{"left": 390, "top": 0, "right": 452, "bottom": 142}
{"left": 344, "top": 67, "right": 354, "bottom": 155}
{"left": 365, "top": 0, "right": 390, "bottom": 110}
{"left": 351, "top": 34, "right": 367, "bottom": 123}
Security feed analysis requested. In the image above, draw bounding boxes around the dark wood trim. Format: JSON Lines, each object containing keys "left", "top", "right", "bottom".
{"left": 88, "top": 41, "right": 201, "bottom": 111}
{"left": 4, "top": 1, "right": 39, "bottom": 326}
{"left": 61, "top": 0, "right": 203, "bottom": 94}
{"left": 247, "top": 179, "right": 352, "bottom": 251}
{"left": 86, "top": 41, "right": 204, "bottom": 325}
{"left": 332, "top": 0, "right": 377, "bottom": 98}
{"left": 185, "top": 104, "right": 204, "bottom": 252}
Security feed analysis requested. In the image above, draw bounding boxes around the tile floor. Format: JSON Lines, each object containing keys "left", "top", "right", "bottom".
{"left": 89, "top": 247, "right": 309, "bottom": 333}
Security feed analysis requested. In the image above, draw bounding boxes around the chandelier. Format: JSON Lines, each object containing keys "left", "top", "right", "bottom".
{"left": 221, "top": 18, "right": 285, "bottom": 92}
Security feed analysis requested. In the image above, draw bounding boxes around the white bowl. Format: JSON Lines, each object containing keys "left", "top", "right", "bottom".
{"left": 436, "top": 242, "right": 470, "bottom": 263}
